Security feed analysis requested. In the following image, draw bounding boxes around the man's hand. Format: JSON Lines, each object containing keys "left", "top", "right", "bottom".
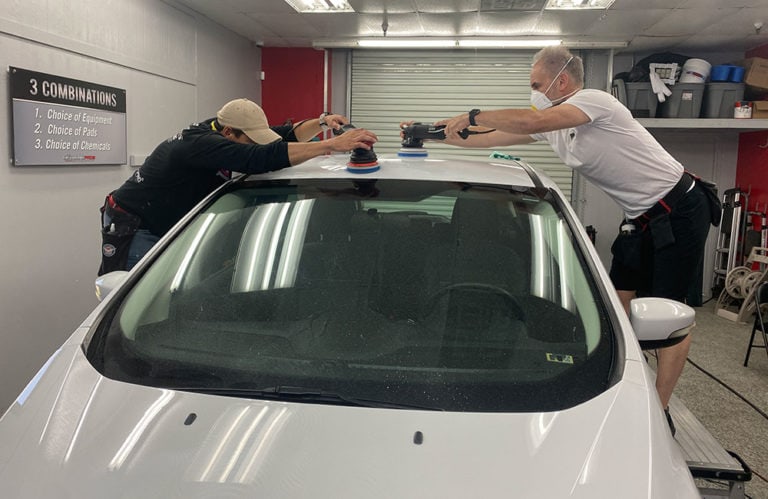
{"left": 323, "top": 113, "right": 349, "bottom": 131}
{"left": 328, "top": 128, "right": 378, "bottom": 152}
{"left": 436, "top": 113, "right": 471, "bottom": 141}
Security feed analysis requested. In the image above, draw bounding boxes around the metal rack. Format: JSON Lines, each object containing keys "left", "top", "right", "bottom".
{"left": 713, "top": 193, "right": 768, "bottom": 322}
{"left": 744, "top": 207, "right": 768, "bottom": 257}
{"left": 712, "top": 188, "right": 749, "bottom": 293}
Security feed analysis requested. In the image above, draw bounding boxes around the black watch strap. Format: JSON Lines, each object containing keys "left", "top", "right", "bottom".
{"left": 468, "top": 108, "right": 481, "bottom": 126}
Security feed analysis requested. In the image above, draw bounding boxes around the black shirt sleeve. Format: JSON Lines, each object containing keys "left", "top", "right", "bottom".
{"left": 271, "top": 124, "right": 298, "bottom": 141}
{"left": 174, "top": 128, "right": 291, "bottom": 175}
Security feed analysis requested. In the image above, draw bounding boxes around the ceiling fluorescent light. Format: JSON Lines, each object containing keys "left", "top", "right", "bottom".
{"left": 284, "top": 0, "right": 354, "bottom": 13}
{"left": 545, "top": 0, "right": 615, "bottom": 9}
{"left": 357, "top": 39, "right": 457, "bottom": 48}
{"left": 313, "top": 38, "right": 626, "bottom": 50}
{"left": 458, "top": 39, "right": 562, "bottom": 48}
{"left": 564, "top": 40, "right": 628, "bottom": 48}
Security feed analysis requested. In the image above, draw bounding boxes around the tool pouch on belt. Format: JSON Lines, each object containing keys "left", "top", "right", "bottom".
{"left": 648, "top": 213, "right": 675, "bottom": 250}
{"left": 685, "top": 171, "right": 721, "bottom": 227}
{"left": 610, "top": 229, "right": 644, "bottom": 271}
{"left": 98, "top": 197, "right": 142, "bottom": 276}
{"left": 698, "top": 177, "right": 722, "bottom": 227}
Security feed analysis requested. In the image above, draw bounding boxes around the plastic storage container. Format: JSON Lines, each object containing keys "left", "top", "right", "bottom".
{"left": 659, "top": 83, "right": 705, "bottom": 118}
{"left": 702, "top": 82, "right": 745, "bottom": 118}
{"left": 612, "top": 80, "right": 658, "bottom": 118}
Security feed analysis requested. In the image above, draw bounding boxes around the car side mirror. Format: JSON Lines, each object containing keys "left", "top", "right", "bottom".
{"left": 95, "top": 271, "right": 129, "bottom": 302}
{"left": 630, "top": 297, "right": 695, "bottom": 350}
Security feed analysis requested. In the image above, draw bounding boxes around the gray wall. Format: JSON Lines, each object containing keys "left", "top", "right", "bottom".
{"left": 0, "top": 0, "right": 261, "bottom": 412}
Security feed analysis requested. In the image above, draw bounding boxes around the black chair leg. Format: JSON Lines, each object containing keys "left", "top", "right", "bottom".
{"left": 762, "top": 328, "right": 768, "bottom": 361}
{"left": 744, "top": 327, "right": 757, "bottom": 367}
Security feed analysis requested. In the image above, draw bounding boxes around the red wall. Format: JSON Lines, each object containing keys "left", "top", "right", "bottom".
{"left": 736, "top": 44, "right": 768, "bottom": 216}
{"left": 736, "top": 131, "right": 768, "bottom": 212}
{"left": 261, "top": 47, "right": 328, "bottom": 126}
{"left": 746, "top": 45, "right": 768, "bottom": 59}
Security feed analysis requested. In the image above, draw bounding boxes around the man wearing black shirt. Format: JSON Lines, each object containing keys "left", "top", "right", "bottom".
{"left": 99, "top": 98, "right": 376, "bottom": 274}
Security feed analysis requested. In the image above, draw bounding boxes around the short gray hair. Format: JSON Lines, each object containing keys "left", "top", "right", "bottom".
{"left": 532, "top": 46, "right": 584, "bottom": 86}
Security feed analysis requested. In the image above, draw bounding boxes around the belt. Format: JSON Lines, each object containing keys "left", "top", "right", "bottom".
{"left": 635, "top": 172, "right": 694, "bottom": 226}
{"left": 107, "top": 194, "right": 130, "bottom": 215}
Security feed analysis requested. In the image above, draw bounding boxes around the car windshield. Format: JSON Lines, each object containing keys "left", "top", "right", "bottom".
{"left": 89, "top": 178, "right": 615, "bottom": 412}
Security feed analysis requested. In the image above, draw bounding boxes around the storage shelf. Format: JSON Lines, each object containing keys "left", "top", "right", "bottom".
{"left": 638, "top": 118, "right": 768, "bottom": 131}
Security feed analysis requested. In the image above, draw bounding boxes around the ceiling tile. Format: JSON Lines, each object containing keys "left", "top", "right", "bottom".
{"left": 643, "top": 8, "right": 740, "bottom": 36}
{"left": 170, "top": 0, "right": 768, "bottom": 53}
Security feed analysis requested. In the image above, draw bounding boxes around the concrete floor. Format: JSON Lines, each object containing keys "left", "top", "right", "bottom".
{"left": 648, "top": 302, "right": 768, "bottom": 498}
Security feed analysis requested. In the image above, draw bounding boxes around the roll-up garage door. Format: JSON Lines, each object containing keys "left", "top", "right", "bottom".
{"left": 349, "top": 49, "right": 573, "bottom": 199}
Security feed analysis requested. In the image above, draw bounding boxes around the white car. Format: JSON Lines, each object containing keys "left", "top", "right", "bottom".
{"left": 0, "top": 152, "right": 698, "bottom": 498}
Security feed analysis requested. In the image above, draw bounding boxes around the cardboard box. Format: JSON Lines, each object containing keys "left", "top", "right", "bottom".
{"left": 743, "top": 57, "right": 768, "bottom": 93}
{"left": 753, "top": 100, "right": 768, "bottom": 119}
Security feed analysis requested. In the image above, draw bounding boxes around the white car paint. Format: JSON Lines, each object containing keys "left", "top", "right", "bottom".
{"left": 0, "top": 153, "right": 700, "bottom": 498}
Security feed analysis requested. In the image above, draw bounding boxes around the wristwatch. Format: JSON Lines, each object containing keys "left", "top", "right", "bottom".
{"left": 468, "top": 108, "right": 481, "bottom": 126}
{"left": 319, "top": 111, "right": 331, "bottom": 130}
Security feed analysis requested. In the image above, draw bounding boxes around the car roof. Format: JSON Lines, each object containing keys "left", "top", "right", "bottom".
{"left": 246, "top": 153, "right": 549, "bottom": 189}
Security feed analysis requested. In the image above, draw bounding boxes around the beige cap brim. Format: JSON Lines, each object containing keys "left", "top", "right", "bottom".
{"left": 243, "top": 127, "right": 281, "bottom": 144}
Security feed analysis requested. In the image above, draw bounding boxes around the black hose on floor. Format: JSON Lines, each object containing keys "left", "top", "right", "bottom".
{"left": 647, "top": 349, "right": 768, "bottom": 485}
{"left": 684, "top": 355, "right": 768, "bottom": 485}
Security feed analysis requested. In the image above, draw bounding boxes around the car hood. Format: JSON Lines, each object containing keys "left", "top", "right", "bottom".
{"left": 0, "top": 336, "right": 697, "bottom": 499}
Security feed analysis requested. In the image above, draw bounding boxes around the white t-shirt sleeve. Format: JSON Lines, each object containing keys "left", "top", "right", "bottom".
{"left": 527, "top": 89, "right": 684, "bottom": 218}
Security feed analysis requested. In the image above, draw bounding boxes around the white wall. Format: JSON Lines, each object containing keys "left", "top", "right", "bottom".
{"left": 0, "top": 0, "right": 261, "bottom": 412}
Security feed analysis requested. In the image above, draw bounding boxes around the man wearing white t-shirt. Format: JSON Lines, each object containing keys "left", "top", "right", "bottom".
{"left": 438, "top": 46, "right": 715, "bottom": 435}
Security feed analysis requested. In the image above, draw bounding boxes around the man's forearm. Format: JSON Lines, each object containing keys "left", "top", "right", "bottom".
{"left": 445, "top": 129, "right": 534, "bottom": 147}
{"left": 292, "top": 119, "right": 322, "bottom": 142}
{"left": 287, "top": 140, "right": 332, "bottom": 165}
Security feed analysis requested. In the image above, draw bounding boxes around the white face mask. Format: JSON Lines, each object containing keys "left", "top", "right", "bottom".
{"left": 530, "top": 56, "right": 574, "bottom": 111}
{"left": 530, "top": 90, "right": 554, "bottom": 111}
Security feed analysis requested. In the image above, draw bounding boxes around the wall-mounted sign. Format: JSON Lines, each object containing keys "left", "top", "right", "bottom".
{"left": 9, "top": 66, "right": 127, "bottom": 166}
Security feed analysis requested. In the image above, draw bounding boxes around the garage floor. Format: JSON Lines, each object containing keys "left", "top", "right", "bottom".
{"left": 648, "top": 302, "right": 768, "bottom": 498}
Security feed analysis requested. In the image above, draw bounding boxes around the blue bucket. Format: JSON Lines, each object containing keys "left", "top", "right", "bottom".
{"left": 729, "top": 66, "right": 745, "bottom": 83}
{"left": 710, "top": 65, "right": 731, "bottom": 82}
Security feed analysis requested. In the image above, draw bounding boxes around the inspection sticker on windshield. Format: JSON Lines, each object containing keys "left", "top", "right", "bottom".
{"left": 546, "top": 353, "right": 574, "bottom": 364}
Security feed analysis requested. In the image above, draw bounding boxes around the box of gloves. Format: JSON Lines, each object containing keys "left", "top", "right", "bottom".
{"left": 659, "top": 83, "right": 705, "bottom": 118}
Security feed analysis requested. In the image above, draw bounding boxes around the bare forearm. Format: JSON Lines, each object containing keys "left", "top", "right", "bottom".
{"left": 444, "top": 129, "right": 533, "bottom": 148}
{"left": 292, "top": 119, "right": 323, "bottom": 142}
{"left": 442, "top": 105, "right": 590, "bottom": 140}
{"left": 287, "top": 140, "right": 332, "bottom": 164}
{"left": 287, "top": 128, "right": 378, "bottom": 166}
{"left": 468, "top": 109, "right": 543, "bottom": 135}
{"left": 293, "top": 113, "right": 350, "bottom": 142}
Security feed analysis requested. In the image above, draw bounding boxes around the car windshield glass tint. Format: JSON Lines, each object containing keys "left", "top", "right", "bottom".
{"left": 91, "top": 179, "right": 614, "bottom": 412}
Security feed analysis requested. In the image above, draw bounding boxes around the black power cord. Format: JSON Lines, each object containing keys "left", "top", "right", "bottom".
{"left": 683, "top": 355, "right": 768, "bottom": 486}
{"left": 649, "top": 348, "right": 768, "bottom": 488}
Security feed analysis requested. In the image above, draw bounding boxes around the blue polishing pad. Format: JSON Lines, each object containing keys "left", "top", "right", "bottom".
{"left": 398, "top": 148, "right": 428, "bottom": 158}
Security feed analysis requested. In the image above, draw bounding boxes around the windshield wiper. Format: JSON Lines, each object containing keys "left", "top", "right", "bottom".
{"left": 177, "top": 385, "right": 441, "bottom": 411}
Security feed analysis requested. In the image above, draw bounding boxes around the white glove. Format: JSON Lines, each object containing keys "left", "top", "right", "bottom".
{"left": 650, "top": 71, "right": 672, "bottom": 103}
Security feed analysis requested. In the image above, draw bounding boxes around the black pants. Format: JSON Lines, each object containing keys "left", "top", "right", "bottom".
{"left": 98, "top": 197, "right": 141, "bottom": 276}
{"left": 609, "top": 183, "right": 712, "bottom": 302}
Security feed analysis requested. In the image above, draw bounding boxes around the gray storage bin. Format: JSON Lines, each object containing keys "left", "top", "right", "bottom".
{"left": 702, "top": 82, "right": 745, "bottom": 118}
{"left": 659, "top": 83, "right": 705, "bottom": 118}
{"left": 612, "top": 80, "right": 658, "bottom": 118}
